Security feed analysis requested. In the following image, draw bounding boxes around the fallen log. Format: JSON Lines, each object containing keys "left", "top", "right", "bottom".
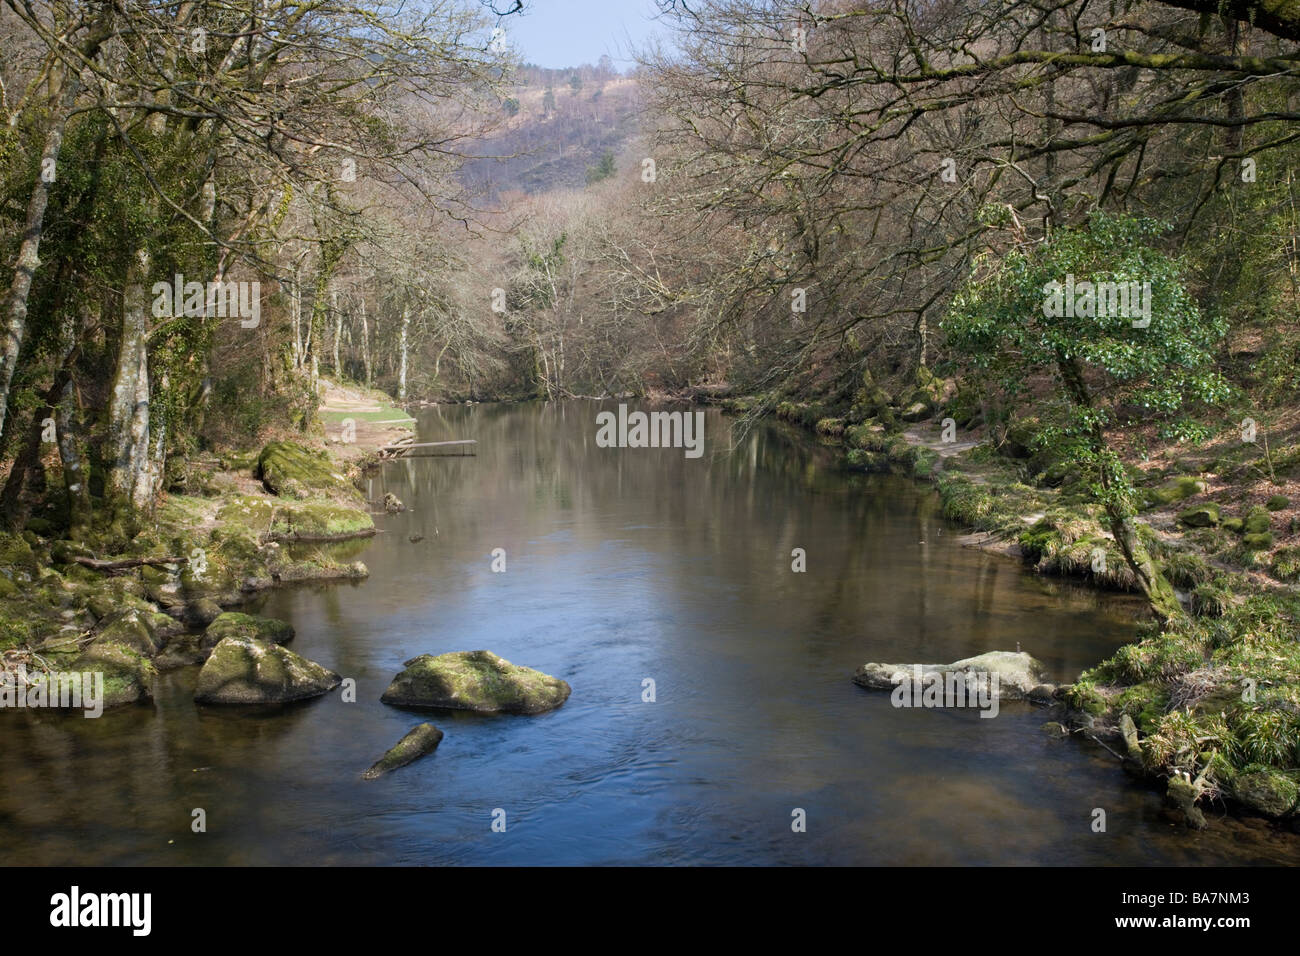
{"left": 73, "top": 555, "right": 187, "bottom": 573}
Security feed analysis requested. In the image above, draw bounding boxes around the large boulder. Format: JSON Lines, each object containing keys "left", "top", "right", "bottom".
{"left": 381, "top": 650, "right": 570, "bottom": 714}
{"left": 201, "top": 611, "right": 294, "bottom": 651}
{"left": 256, "top": 440, "right": 356, "bottom": 500}
{"left": 71, "top": 641, "right": 156, "bottom": 708}
{"left": 91, "top": 609, "right": 165, "bottom": 659}
{"left": 1232, "top": 771, "right": 1299, "bottom": 818}
{"left": 195, "top": 635, "right": 340, "bottom": 705}
{"left": 362, "top": 723, "right": 444, "bottom": 780}
{"left": 853, "top": 650, "right": 1049, "bottom": 699}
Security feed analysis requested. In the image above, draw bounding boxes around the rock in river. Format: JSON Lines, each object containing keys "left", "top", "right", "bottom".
{"left": 71, "top": 641, "right": 156, "bottom": 708}
{"left": 195, "top": 635, "right": 340, "bottom": 704}
{"left": 201, "top": 611, "right": 295, "bottom": 651}
{"left": 381, "top": 650, "right": 570, "bottom": 714}
{"left": 362, "top": 723, "right": 444, "bottom": 780}
{"left": 853, "top": 650, "right": 1049, "bottom": 699}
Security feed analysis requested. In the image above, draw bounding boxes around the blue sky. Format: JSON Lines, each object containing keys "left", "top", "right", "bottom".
{"left": 501, "top": 0, "right": 671, "bottom": 70}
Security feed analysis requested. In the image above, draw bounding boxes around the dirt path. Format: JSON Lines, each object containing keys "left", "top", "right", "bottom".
{"left": 318, "top": 379, "right": 417, "bottom": 461}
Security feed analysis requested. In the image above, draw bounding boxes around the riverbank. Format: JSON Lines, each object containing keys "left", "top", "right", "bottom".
{"left": 0, "top": 382, "right": 395, "bottom": 698}
{"left": 723, "top": 384, "right": 1300, "bottom": 832}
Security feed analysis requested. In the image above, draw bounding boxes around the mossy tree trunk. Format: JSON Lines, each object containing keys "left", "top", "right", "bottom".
{"left": 1055, "top": 350, "right": 1183, "bottom": 625}
{"left": 105, "top": 248, "right": 155, "bottom": 518}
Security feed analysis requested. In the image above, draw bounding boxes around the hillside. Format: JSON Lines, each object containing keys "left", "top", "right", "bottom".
{"left": 460, "top": 70, "right": 642, "bottom": 197}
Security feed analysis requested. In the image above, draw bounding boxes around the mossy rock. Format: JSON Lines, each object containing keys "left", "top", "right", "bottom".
{"left": 256, "top": 441, "right": 355, "bottom": 500}
{"left": 71, "top": 641, "right": 156, "bottom": 707}
{"left": 201, "top": 612, "right": 294, "bottom": 651}
{"left": 1232, "top": 771, "right": 1299, "bottom": 818}
{"left": 91, "top": 609, "right": 164, "bottom": 659}
{"left": 1001, "top": 417, "right": 1041, "bottom": 460}
{"left": 270, "top": 502, "right": 374, "bottom": 541}
{"left": 1176, "top": 504, "right": 1220, "bottom": 528}
{"left": 1266, "top": 494, "right": 1290, "bottom": 511}
{"left": 1221, "top": 517, "right": 1244, "bottom": 534}
{"left": 194, "top": 635, "right": 340, "bottom": 704}
{"left": 1145, "top": 476, "right": 1208, "bottom": 508}
{"left": 900, "top": 400, "right": 932, "bottom": 423}
{"left": 381, "top": 650, "right": 571, "bottom": 715}
{"left": 0, "top": 532, "right": 41, "bottom": 576}
{"left": 155, "top": 634, "right": 205, "bottom": 671}
{"left": 270, "top": 559, "right": 368, "bottom": 584}
{"left": 362, "top": 723, "right": 444, "bottom": 779}
{"left": 183, "top": 598, "right": 224, "bottom": 628}
{"left": 1244, "top": 506, "right": 1272, "bottom": 535}
{"left": 24, "top": 516, "right": 55, "bottom": 536}
{"left": 1242, "top": 532, "right": 1274, "bottom": 551}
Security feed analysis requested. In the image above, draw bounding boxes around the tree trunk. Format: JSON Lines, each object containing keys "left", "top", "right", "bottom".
{"left": 0, "top": 64, "right": 82, "bottom": 441}
{"left": 398, "top": 306, "right": 409, "bottom": 402}
{"left": 331, "top": 288, "right": 342, "bottom": 376}
{"left": 56, "top": 375, "right": 91, "bottom": 534}
{"left": 360, "top": 298, "right": 372, "bottom": 387}
{"left": 291, "top": 268, "right": 303, "bottom": 370}
{"left": 106, "top": 249, "right": 154, "bottom": 516}
{"left": 1054, "top": 349, "right": 1181, "bottom": 624}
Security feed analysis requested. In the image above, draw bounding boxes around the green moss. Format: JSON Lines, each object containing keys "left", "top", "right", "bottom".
{"left": 1244, "top": 506, "right": 1272, "bottom": 535}
{"left": 1177, "top": 503, "right": 1220, "bottom": 527}
{"left": 381, "top": 649, "right": 571, "bottom": 715}
{"left": 195, "top": 635, "right": 341, "bottom": 704}
{"left": 202, "top": 612, "right": 294, "bottom": 650}
{"left": 1265, "top": 494, "right": 1290, "bottom": 511}
{"left": 1242, "top": 532, "right": 1274, "bottom": 551}
{"left": 1145, "top": 476, "right": 1208, "bottom": 508}
{"left": 362, "top": 723, "right": 444, "bottom": 779}
{"left": 256, "top": 440, "right": 359, "bottom": 500}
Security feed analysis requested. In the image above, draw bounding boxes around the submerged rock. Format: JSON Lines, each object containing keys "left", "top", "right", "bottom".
{"left": 201, "top": 611, "right": 294, "bottom": 651}
{"left": 362, "top": 723, "right": 444, "bottom": 780}
{"left": 194, "top": 635, "right": 340, "bottom": 704}
{"left": 853, "top": 650, "right": 1050, "bottom": 699}
{"left": 381, "top": 650, "right": 570, "bottom": 714}
{"left": 155, "top": 634, "right": 205, "bottom": 671}
{"left": 183, "top": 598, "right": 224, "bottom": 628}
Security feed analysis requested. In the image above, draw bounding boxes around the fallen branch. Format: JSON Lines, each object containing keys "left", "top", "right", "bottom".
{"left": 73, "top": 555, "right": 187, "bottom": 573}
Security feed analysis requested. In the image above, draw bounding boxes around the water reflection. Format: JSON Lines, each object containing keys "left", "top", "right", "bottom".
{"left": 1, "top": 402, "right": 1297, "bottom": 865}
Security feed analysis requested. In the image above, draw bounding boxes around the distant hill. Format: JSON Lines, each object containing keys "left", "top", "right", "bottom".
{"left": 460, "top": 65, "right": 642, "bottom": 197}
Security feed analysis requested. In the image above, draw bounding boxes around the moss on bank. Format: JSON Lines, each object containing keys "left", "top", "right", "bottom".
{"left": 0, "top": 439, "right": 373, "bottom": 663}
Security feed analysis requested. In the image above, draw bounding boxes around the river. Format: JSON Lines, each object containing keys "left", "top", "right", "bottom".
{"left": 2, "top": 402, "right": 1297, "bottom": 864}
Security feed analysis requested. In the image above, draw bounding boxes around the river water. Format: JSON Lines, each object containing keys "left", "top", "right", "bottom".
{"left": 2, "top": 402, "right": 1297, "bottom": 865}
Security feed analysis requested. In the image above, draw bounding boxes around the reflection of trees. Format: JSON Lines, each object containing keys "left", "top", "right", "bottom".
{"left": 355, "top": 402, "right": 1134, "bottom": 680}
